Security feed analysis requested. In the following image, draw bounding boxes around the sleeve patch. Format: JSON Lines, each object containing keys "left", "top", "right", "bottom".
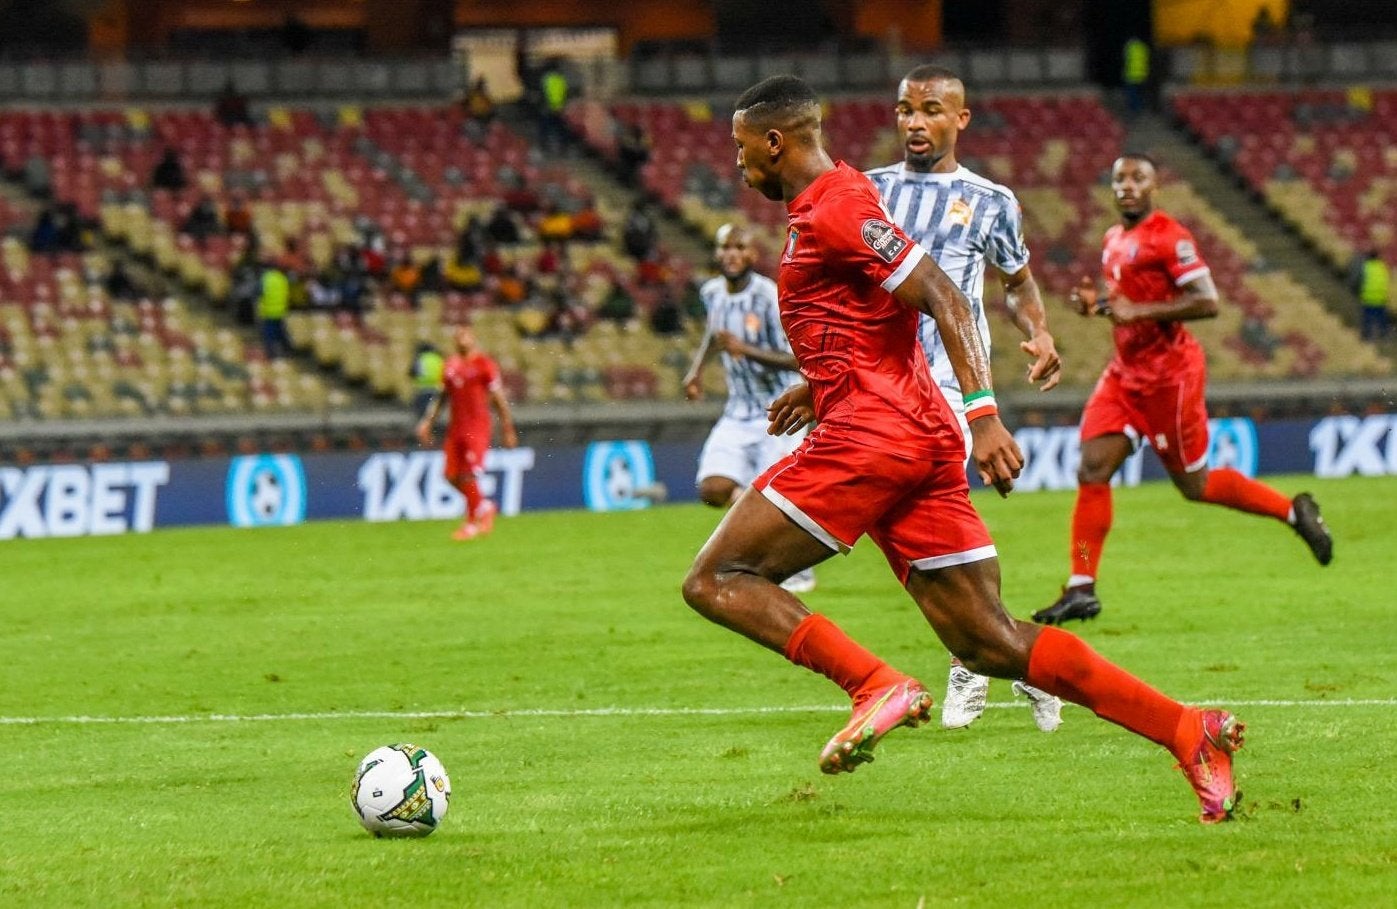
{"left": 1175, "top": 239, "right": 1198, "bottom": 267}
{"left": 861, "top": 218, "right": 908, "bottom": 264}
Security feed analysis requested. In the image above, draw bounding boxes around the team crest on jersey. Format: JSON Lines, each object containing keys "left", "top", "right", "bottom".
{"left": 1176, "top": 239, "right": 1198, "bottom": 266}
{"left": 861, "top": 219, "right": 907, "bottom": 263}
{"left": 947, "top": 197, "right": 973, "bottom": 227}
{"left": 783, "top": 229, "right": 799, "bottom": 261}
{"left": 744, "top": 313, "right": 761, "bottom": 335}
{"left": 1127, "top": 240, "right": 1139, "bottom": 262}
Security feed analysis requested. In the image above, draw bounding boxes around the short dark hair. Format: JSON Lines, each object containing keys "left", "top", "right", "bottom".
{"left": 901, "top": 64, "right": 961, "bottom": 85}
{"left": 734, "top": 75, "right": 820, "bottom": 130}
{"left": 1117, "top": 150, "right": 1160, "bottom": 170}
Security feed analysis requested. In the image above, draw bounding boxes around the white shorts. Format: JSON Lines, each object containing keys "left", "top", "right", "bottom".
{"left": 696, "top": 414, "right": 807, "bottom": 488}
{"left": 937, "top": 382, "right": 973, "bottom": 461}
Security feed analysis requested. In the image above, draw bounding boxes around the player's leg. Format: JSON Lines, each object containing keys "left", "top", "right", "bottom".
{"left": 682, "top": 434, "right": 933, "bottom": 774}
{"left": 442, "top": 437, "right": 483, "bottom": 539}
{"left": 759, "top": 424, "right": 817, "bottom": 594}
{"left": 905, "top": 558, "right": 1243, "bottom": 823}
{"left": 1160, "top": 376, "right": 1332, "bottom": 565}
{"left": 1032, "top": 432, "right": 1131, "bottom": 625}
{"left": 694, "top": 417, "right": 748, "bottom": 508}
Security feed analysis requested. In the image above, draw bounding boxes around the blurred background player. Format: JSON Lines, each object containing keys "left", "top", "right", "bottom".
{"left": 865, "top": 65, "right": 1064, "bottom": 732}
{"left": 416, "top": 324, "right": 520, "bottom": 541}
{"left": 1034, "top": 153, "right": 1334, "bottom": 625}
{"left": 682, "top": 223, "right": 814, "bottom": 593}
{"left": 684, "top": 76, "right": 1244, "bottom": 825}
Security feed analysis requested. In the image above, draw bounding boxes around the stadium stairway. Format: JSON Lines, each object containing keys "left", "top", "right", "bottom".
{"left": 1129, "top": 111, "right": 1390, "bottom": 360}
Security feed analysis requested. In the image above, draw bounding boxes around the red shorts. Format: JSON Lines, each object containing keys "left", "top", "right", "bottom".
{"left": 1080, "top": 367, "right": 1209, "bottom": 474}
{"left": 753, "top": 423, "right": 995, "bottom": 585}
{"left": 442, "top": 433, "right": 487, "bottom": 480}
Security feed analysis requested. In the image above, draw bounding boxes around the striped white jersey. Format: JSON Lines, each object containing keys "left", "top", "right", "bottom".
{"left": 863, "top": 162, "right": 1030, "bottom": 396}
{"left": 698, "top": 272, "right": 800, "bottom": 421}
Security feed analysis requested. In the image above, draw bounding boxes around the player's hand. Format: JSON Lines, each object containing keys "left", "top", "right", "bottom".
{"left": 501, "top": 425, "right": 519, "bottom": 448}
{"left": 683, "top": 377, "right": 703, "bottom": 401}
{"left": 1068, "top": 275, "right": 1099, "bottom": 316}
{"left": 1106, "top": 297, "right": 1143, "bottom": 324}
{"left": 968, "top": 415, "right": 1024, "bottom": 497}
{"left": 415, "top": 421, "right": 433, "bottom": 446}
{"left": 767, "top": 381, "right": 815, "bottom": 436}
{"left": 1019, "top": 331, "right": 1062, "bottom": 392}
{"left": 715, "top": 330, "right": 745, "bottom": 358}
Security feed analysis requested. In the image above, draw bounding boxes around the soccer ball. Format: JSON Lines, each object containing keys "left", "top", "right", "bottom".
{"left": 350, "top": 744, "right": 451, "bottom": 837}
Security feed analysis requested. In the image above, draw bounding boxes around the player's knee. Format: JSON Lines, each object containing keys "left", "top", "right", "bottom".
{"left": 681, "top": 565, "right": 719, "bottom": 616}
{"left": 1077, "top": 457, "right": 1115, "bottom": 485}
{"left": 697, "top": 478, "right": 738, "bottom": 508}
{"left": 1176, "top": 474, "right": 1207, "bottom": 501}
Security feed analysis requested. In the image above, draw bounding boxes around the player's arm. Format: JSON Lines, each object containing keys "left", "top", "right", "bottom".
{"left": 488, "top": 386, "right": 519, "bottom": 448}
{"left": 681, "top": 331, "right": 717, "bottom": 400}
{"left": 713, "top": 330, "right": 799, "bottom": 371}
{"left": 767, "top": 380, "right": 814, "bottom": 436}
{"left": 893, "top": 254, "right": 1024, "bottom": 495}
{"left": 1108, "top": 273, "right": 1219, "bottom": 325}
{"left": 416, "top": 394, "right": 443, "bottom": 445}
{"left": 1000, "top": 265, "right": 1061, "bottom": 391}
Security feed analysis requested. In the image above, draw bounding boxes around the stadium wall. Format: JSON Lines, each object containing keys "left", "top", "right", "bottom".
{"left": 2, "top": 413, "right": 1394, "bottom": 540}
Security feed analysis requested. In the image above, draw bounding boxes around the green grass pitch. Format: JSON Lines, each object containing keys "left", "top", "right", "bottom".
{"left": 2, "top": 474, "right": 1394, "bottom": 908}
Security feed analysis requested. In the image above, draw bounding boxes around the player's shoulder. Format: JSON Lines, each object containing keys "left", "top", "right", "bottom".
{"left": 749, "top": 272, "right": 778, "bottom": 298}
{"left": 862, "top": 162, "right": 901, "bottom": 184}
{"left": 1145, "top": 209, "right": 1191, "bottom": 236}
{"left": 699, "top": 275, "right": 726, "bottom": 296}
{"left": 955, "top": 167, "right": 1018, "bottom": 205}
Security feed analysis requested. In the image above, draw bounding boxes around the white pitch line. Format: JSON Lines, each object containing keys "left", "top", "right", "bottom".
{"left": 1, "top": 698, "right": 1394, "bottom": 726}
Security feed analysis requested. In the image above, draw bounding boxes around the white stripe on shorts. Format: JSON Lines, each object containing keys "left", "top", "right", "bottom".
{"left": 909, "top": 544, "right": 998, "bottom": 572}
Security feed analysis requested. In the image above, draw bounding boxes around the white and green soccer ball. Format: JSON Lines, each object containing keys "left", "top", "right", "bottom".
{"left": 351, "top": 744, "right": 451, "bottom": 838}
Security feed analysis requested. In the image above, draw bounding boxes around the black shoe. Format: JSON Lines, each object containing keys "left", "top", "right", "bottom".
{"left": 1292, "top": 493, "right": 1333, "bottom": 566}
{"left": 1032, "top": 584, "right": 1102, "bottom": 625}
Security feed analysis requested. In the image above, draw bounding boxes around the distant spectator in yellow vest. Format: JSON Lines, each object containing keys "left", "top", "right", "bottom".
{"left": 539, "top": 61, "right": 570, "bottom": 154}
{"left": 1359, "top": 249, "right": 1391, "bottom": 341}
{"left": 259, "top": 262, "right": 291, "bottom": 359}
{"left": 409, "top": 341, "right": 445, "bottom": 420}
{"left": 1123, "top": 37, "right": 1151, "bottom": 118}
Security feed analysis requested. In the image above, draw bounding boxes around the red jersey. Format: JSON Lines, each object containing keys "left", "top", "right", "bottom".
{"left": 442, "top": 351, "right": 500, "bottom": 440}
{"left": 1101, "top": 209, "right": 1211, "bottom": 387}
{"left": 780, "top": 162, "right": 963, "bottom": 459}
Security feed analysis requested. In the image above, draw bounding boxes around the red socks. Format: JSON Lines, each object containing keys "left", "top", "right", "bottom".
{"left": 1070, "top": 482, "right": 1112, "bottom": 581}
{"left": 1026, "top": 626, "right": 1193, "bottom": 755}
{"left": 456, "top": 477, "right": 483, "bottom": 519}
{"left": 785, "top": 614, "right": 904, "bottom": 702}
{"left": 1201, "top": 468, "right": 1292, "bottom": 521}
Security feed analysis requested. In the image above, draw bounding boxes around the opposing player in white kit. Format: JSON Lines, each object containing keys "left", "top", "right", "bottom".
{"left": 683, "top": 223, "right": 815, "bottom": 593}
{"left": 866, "top": 65, "right": 1064, "bottom": 731}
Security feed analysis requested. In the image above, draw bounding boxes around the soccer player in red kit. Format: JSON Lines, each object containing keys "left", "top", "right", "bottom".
{"left": 682, "top": 76, "right": 1244, "bottom": 823}
{"left": 1033, "top": 153, "right": 1332, "bottom": 625}
{"left": 416, "top": 324, "right": 519, "bottom": 540}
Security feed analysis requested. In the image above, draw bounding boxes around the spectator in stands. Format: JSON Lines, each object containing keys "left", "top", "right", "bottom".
{"left": 622, "top": 201, "right": 658, "bottom": 261}
{"left": 151, "top": 146, "right": 187, "bottom": 191}
{"left": 214, "top": 79, "right": 252, "bottom": 127}
{"left": 21, "top": 153, "right": 50, "bottom": 197}
{"left": 225, "top": 191, "right": 253, "bottom": 236}
{"left": 1357, "top": 249, "right": 1391, "bottom": 341}
{"left": 258, "top": 258, "right": 292, "bottom": 359}
{"left": 456, "top": 214, "right": 485, "bottom": 264}
{"left": 445, "top": 253, "right": 484, "bottom": 292}
{"left": 595, "top": 278, "right": 637, "bottom": 326}
{"left": 389, "top": 252, "right": 423, "bottom": 307}
{"left": 536, "top": 203, "right": 573, "bottom": 244}
{"left": 229, "top": 250, "right": 262, "bottom": 324}
{"left": 538, "top": 59, "right": 571, "bottom": 155}
{"left": 104, "top": 260, "right": 139, "bottom": 301}
{"left": 649, "top": 287, "right": 684, "bottom": 336}
{"left": 335, "top": 246, "right": 370, "bottom": 319}
{"left": 536, "top": 240, "right": 563, "bottom": 276}
{"left": 409, "top": 341, "right": 445, "bottom": 421}
{"left": 616, "top": 122, "right": 651, "bottom": 186}
{"left": 1122, "top": 36, "right": 1151, "bottom": 118}
{"left": 28, "top": 206, "right": 59, "bottom": 253}
{"left": 571, "top": 197, "right": 604, "bottom": 242}
{"left": 485, "top": 204, "right": 523, "bottom": 244}
{"left": 182, "top": 195, "right": 223, "bottom": 243}
{"left": 463, "top": 77, "right": 496, "bottom": 126}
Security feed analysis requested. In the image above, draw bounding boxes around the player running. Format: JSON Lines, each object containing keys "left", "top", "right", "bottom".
{"left": 682, "top": 76, "right": 1244, "bottom": 824}
{"left": 683, "top": 223, "right": 814, "bottom": 592}
{"left": 1033, "top": 153, "right": 1333, "bottom": 625}
{"left": 865, "top": 64, "right": 1063, "bottom": 732}
{"left": 416, "top": 324, "right": 519, "bottom": 540}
